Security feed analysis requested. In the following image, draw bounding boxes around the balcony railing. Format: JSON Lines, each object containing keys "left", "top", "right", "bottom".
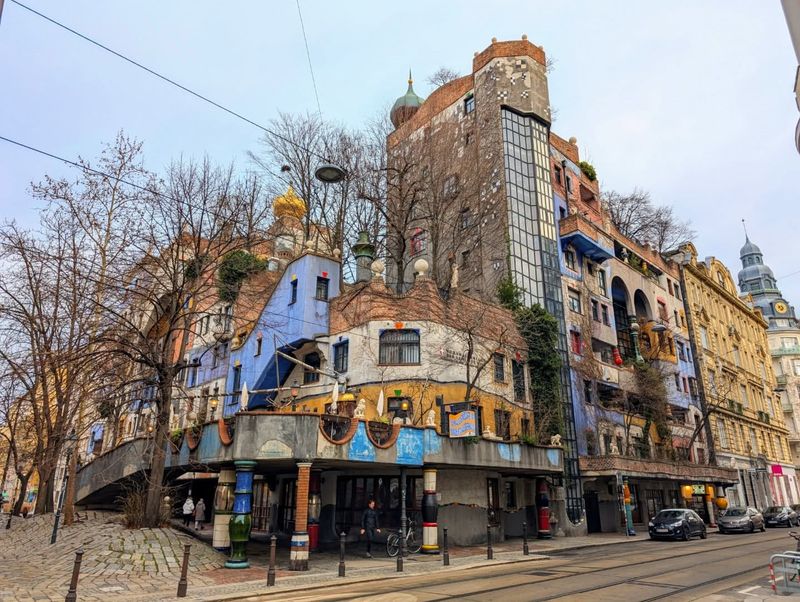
{"left": 773, "top": 345, "right": 800, "bottom": 356}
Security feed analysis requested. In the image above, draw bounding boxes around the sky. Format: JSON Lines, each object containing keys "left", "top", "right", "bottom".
{"left": 1, "top": 1, "right": 798, "bottom": 303}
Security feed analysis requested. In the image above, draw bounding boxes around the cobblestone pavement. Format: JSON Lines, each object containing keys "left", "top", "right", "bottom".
{"left": 0, "top": 511, "right": 654, "bottom": 601}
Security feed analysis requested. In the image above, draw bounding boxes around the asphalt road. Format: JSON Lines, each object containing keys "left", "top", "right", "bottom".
{"left": 245, "top": 529, "right": 799, "bottom": 601}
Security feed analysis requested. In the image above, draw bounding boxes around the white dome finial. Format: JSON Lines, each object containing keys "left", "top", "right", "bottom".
{"left": 414, "top": 258, "right": 429, "bottom": 278}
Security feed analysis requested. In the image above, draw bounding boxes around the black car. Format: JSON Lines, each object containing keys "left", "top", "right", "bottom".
{"left": 649, "top": 509, "right": 707, "bottom": 541}
{"left": 763, "top": 506, "right": 799, "bottom": 527}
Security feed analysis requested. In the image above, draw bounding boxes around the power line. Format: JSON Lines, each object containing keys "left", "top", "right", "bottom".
{"left": 9, "top": 0, "right": 329, "bottom": 163}
{"left": 295, "top": 0, "right": 322, "bottom": 118}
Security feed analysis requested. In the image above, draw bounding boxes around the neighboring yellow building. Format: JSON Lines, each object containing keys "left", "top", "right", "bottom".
{"left": 674, "top": 243, "right": 795, "bottom": 508}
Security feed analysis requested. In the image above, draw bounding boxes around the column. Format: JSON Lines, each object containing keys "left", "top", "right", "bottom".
{"left": 225, "top": 460, "right": 256, "bottom": 569}
{"left": 421, "top": 468, "right": 439, "bottom": 553}
{"left": 289, "top": 462, "right": 312, "bottom": 571}
{"left": 536, "top": 478, "right": 552, "bottom": 539}
{"left": 212, "top": 468, "right": 236, "bottom": 550}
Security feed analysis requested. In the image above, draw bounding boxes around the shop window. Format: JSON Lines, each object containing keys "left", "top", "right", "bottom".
{"left": 379, "top": 329, "right": 420, "bottom": 365}
{"left": 504, "top": 481, "right": 517, "bottom": 509}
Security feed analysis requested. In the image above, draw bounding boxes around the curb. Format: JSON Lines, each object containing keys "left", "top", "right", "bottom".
{"left": 201, "top": 553, "right": 551, "bottom": 601}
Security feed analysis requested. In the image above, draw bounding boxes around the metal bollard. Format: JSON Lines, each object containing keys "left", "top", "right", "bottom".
{"left": 397, "top": 540, "right": 403, "bottom": 572}
{"left": 267, "top": 534, "right": 277, "bottom": 586}
{"left": 487, "top": 525, "right": 493, "bottom": 560}
{"left": 522, "top": 521, "right": 529, "bottom": 556}
{"left": 64, "top": 548, "right": 84, "bottom": 602}
{"left": 176, "top": 543, "right": 191, "bottom": 597}
{"left": 338, "top": 532, "right": 346, "bottom": 577}
{"left": 442, "top": 527, "right": 450, "bottom": 566}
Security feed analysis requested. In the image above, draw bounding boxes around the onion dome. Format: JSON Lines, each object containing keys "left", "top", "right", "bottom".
{"left": 273, "top": 185, "right": 306, "bottom": 220}
{"left": 390, "top": 71, "right": 425, "bottom": 128}
{"left": 740, "top": 235, "right": 762, "bottom": 258}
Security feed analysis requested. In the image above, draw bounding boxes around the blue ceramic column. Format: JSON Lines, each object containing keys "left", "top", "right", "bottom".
{"left": 225, "top": 460, "right": 256, "bottom": 569}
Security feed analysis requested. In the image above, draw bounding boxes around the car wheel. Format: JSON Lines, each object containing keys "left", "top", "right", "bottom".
{"left": 682, "top": 526, "right": 691, "bottom": 541}
{"left": 718, "top": 527, "right": 726, "bottom": 534}
{"left": 749, "top": 521, "right": 755, "bottom": 533}
{"left": 700, "top": 529, "right": 707, "bottom": 539}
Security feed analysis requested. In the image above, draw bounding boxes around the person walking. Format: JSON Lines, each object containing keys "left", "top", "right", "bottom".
{"left": 360, "top": 499, "right": 381, "bottom": 558}
{"left": 194, "top": 498, "right": 206, "bottom": 531}
{"left": 182, "top": 495, "right": 194, "bottom": 527}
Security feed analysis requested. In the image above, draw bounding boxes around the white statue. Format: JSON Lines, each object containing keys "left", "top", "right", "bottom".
{"left": 450, "top": 263, "right": 460, "bottom": 289}
{"left": 353, "top": 398, "right": 366, "bottom": 418}
{"left": 426, "top": 409, "right": 436, "bottom": 427}
{"left": 550, "top": 433, "right": 562, "bottom": 447}
{"left": 609, "top": 439, "right": 619, "bottom": 455}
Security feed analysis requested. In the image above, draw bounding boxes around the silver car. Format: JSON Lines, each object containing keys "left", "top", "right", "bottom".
{"left": 718, "top": 507, "right": 765, "bottom": 533}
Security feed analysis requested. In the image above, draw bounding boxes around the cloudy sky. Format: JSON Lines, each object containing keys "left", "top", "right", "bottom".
{"left": 1, "top": 1, "right": 798, "bottom": 302}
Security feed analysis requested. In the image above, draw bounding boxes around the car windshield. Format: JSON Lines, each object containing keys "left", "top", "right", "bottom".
{"left": 655, "top": 510, "right": 685, "bottom": 520}
{"left": 765, "top": 506, "right": 785, "bottom": 513}
{"left": 724, "top": 508, "right": 746, "bottom": 516}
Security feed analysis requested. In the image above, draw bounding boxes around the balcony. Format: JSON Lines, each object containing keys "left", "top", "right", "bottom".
{"left": 773, "top": 345, "right": 800, "bottom": 356}
{"left": 579, "top": 455, "right": 738, "bottom": 484}
{"left": 559, "top": 214, "right": 614, "bottom": 263}
{"left": 777, "top": 374, "right": 789, "bottom": 386}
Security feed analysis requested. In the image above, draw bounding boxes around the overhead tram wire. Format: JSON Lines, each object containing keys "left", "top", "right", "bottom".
{"left": 8, "top": 0, "right": 330, "bottom": 164}
{"left": 295, "top": 0, "right": 322, "bottom": 118}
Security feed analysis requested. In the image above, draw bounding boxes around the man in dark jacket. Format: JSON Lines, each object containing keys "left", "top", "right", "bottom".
{"left": 360, "top": 499, "right": 381, "bottom": 558}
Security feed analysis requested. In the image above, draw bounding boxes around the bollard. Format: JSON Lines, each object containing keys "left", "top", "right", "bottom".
{"left": 267, "top": 534, "right": 277, "bottom": 586}
{"left": 64, "top": 548, "right": 84, "bottom": 602}
{"left": 338, "top": 532, "right": 346, "bottom": 577}
{"left": 176, "top": 543, "right": 191, "bottom": 598}
{"left": 487, "top": 525, "right": 493, "bottom": 560}
{"left": 522, "top": 521, "right": 529, "bottom": 556}
{"left": 442, "top": 527, "right": 450, "bottom": 566}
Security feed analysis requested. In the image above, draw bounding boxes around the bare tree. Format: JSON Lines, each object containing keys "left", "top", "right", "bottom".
{"left": 426, "top": 67, "right": 461, "bottom": 88}
{"left": 603, "top": 188, "right": 695, "bottom": 253}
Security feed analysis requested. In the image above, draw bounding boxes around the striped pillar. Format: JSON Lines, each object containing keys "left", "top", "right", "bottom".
{"left": 225, "top": 460, "right": 256, "bottom": 569}
{"left": 421, "top": 468, "right": 439, "bottom": 553}
{"left": 212, "top": 468, "right": 236, "bottom": 550}
{"left": 289, "top": 462, "right": 312, "bottom": 571}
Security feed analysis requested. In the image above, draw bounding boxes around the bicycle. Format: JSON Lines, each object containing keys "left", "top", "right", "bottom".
{"left": 386, "top": 518, "right": 422, "bottom": 557}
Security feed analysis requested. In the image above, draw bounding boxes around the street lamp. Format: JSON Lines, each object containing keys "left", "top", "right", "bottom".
{"left": 314, "top": 163, "right": 347, "bottom": 184}
{"left": 50, "top": 429, "right": 78, "bottom": 545}
{"left": 209, "top": 397, "right": 219, "bottom": 421}
{"left": 291, "top": 380, "right": 300, "bottom": 412}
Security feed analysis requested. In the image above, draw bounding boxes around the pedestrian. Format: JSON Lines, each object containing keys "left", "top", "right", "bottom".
{"left": 182, "top": 495, "right": 194, "bottom": 527}
{"left": 360, "top": 498, "right": 381, "bottom": 558}
{"left": 194, "top": 498, "right": 206, "bottom": 531}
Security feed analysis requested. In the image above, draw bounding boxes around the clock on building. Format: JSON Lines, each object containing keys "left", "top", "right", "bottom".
{"left": 775, "top": 301, "right": 789, "bottom": 314}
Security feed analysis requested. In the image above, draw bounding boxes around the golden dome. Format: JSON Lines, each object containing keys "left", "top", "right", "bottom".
{"left": 273, "top": 185, "right": 307, "bottom": 220}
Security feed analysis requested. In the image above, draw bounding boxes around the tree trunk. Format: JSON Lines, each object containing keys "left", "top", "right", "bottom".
{"left": 11, "top": 472, "right": 30, "bottom": 517}
{"left": 143, "top": 395, "right": 171, "bottom": 527}
{"left": 34, "top": 469, "right": 55, "bottom": 515}
{"left": 63, "top": 452, "right": 78, "bottom": 525}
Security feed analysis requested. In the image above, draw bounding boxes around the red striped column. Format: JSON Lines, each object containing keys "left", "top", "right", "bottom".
{"left": 421, "top": 468, "right": 439, "bottom": 553}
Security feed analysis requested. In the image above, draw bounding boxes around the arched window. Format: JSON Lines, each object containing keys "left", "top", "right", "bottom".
{"left": 379, "top": 329, "right": 420, "bottom": 365}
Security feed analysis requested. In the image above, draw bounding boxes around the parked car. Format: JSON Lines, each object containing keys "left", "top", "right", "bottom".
{"left": 649, "top": 509, "right": 707, "bottom": 541}
{"left": 763, "top": 506, "right": 799, "bottom": 527}
{"left": 718, "top": 507, "right": 765, "bottom": 533}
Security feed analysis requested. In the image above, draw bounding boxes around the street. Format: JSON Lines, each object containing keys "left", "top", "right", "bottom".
{"left": 243, "top": 530, "right": 792, "bottom": 602}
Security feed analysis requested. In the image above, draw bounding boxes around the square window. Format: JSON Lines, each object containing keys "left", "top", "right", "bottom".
{"left": 464, "top": 95, "right": 475, "bottom": 114}
{"left": 568, "top": 288, "right": 581, "bottom": 314}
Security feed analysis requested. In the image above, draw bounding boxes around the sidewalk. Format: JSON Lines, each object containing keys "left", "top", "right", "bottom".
{"left": 0, "top": 511, "right": 654, "bottom": 602}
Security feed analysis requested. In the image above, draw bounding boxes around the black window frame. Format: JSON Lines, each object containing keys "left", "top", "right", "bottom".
{"left": 493, "top": 352, "right": 506, "bottom": 383}
{"left": 333, "top": 340, "right": 349, "bottom": 373}
{"left": 303, "top": 352, "right": 321, "bottom": 384}
{"left": 378, "top": 329, "right": 421, "bottom": 366}
{"left": 315, "top": 276, "right": 330, "bottom": 301}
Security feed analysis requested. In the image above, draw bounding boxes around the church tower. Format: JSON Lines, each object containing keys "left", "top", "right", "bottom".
{"left": 737, "top": 234, "right": 798, "bottom": 330}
